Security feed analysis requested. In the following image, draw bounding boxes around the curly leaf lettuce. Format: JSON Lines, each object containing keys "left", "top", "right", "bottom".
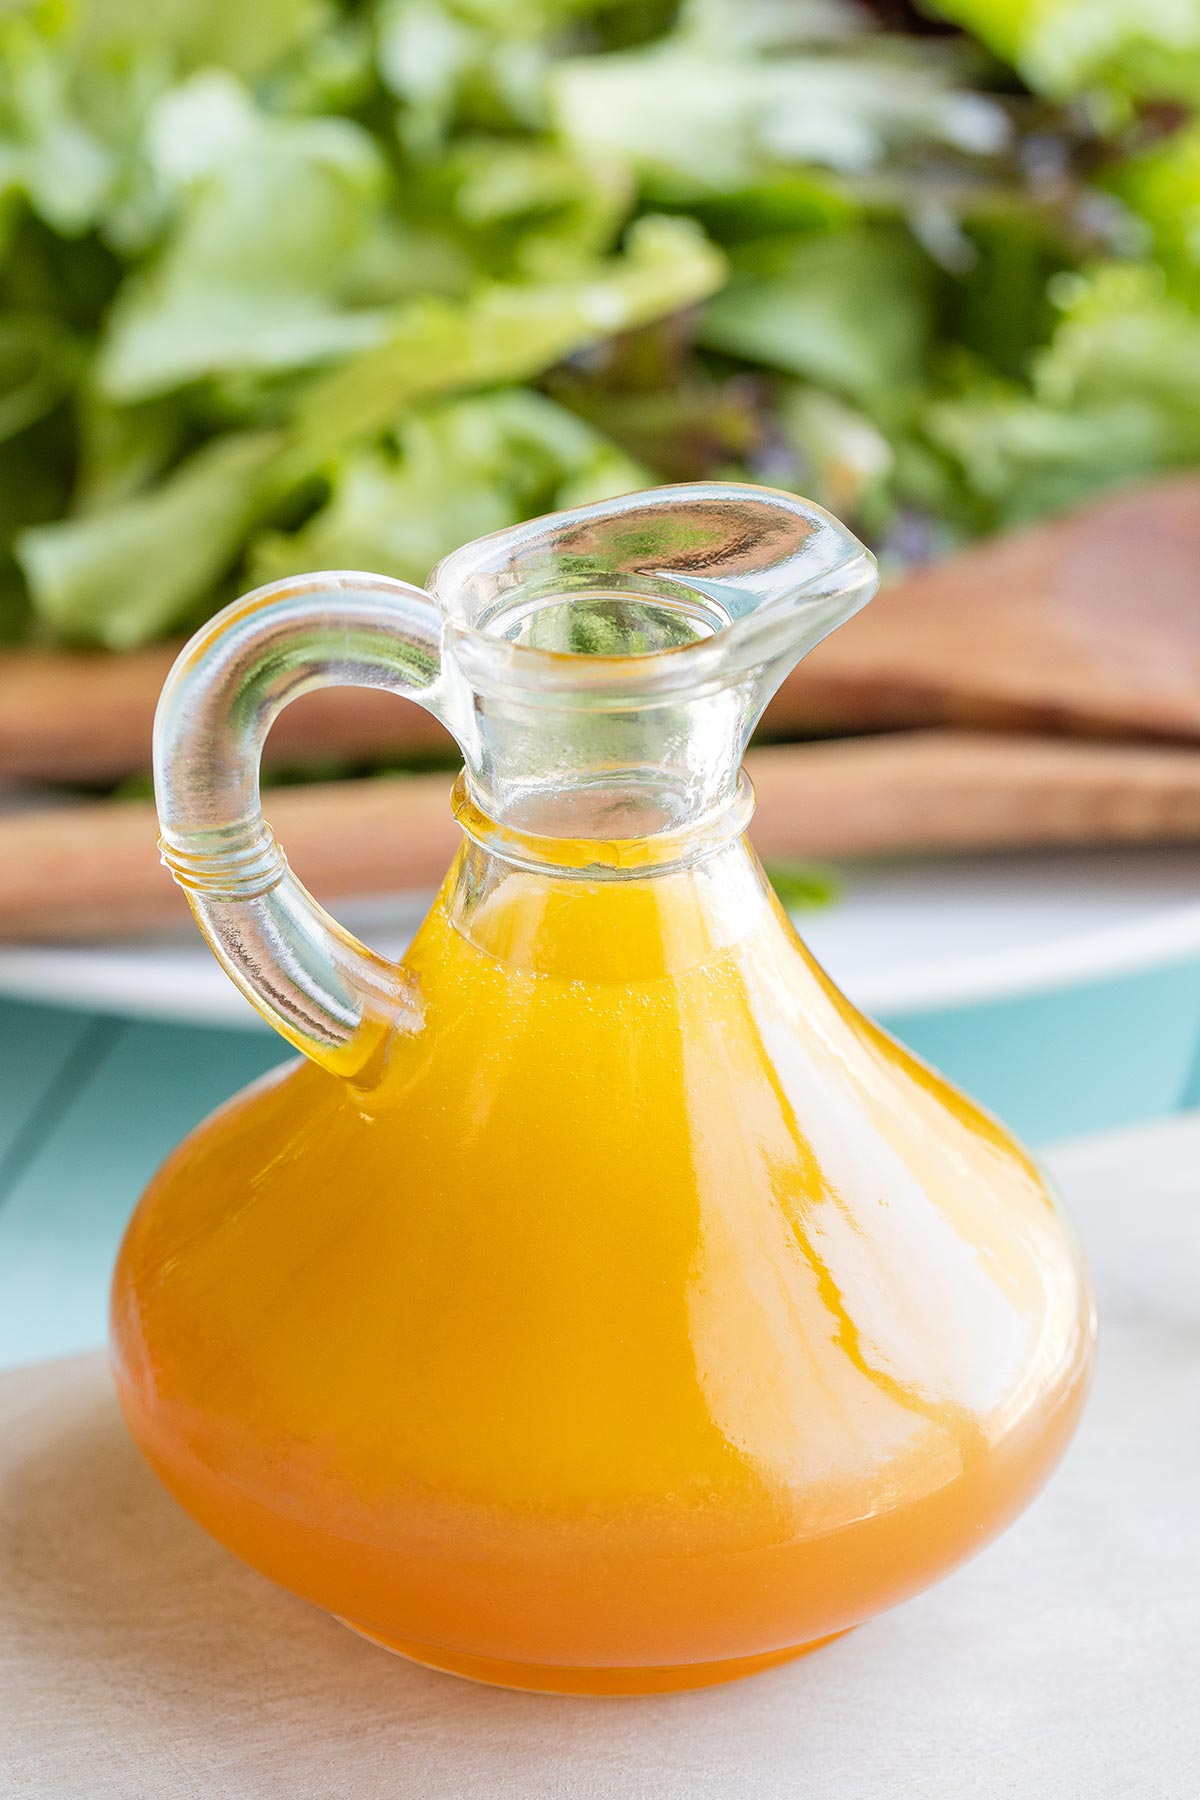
{"left": 288, "top": 215, "right": 725, "bottom": 461}
{"left": 0, "top": 6, "right": 126, "bottom": 236}
{"left": 925, "top": 264, "right": 1200, "bottom": 526}
{"left": 0, "top": 0, "right": 328, "bottom": 240}
{"left": 438, "top": 137, "right": 633, "bottom": 279}
{"left": 252, "top": 388, "right": 646, "bottom": 586}
{"left": 17, "top": 429, "right": 284, "bottom": 647}
{"left": 98, "top": 74, "right": 404, "bottom": 400}
{"left": 1108, "top": 122, "right": 1200, "bottom": 299}
{"left": 0, "top": 313, "right": 76, "bottom": 442}
{"left": 72, "top": 0, "right": 327, "bottom": 81}
{"left": 552, "top": 38, "right": 1010, "bottom": 198}
{"left": 375, "top": 0, "right": 617, "bottom": 146}
{"left": 5, "top": 0, "right": 1200, "bottom": 659}
{"left": 18, "top": 217, "right": 722, "bottom": 644}
{"left": 928, "top": 0, "right": 1200, "bottom": 106}
{"left": 701, "top": 228, "right": 934, "bottom": 401}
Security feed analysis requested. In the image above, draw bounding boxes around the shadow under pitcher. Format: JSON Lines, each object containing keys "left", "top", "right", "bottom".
{"left": 110, "top": 483, "right": 1095, "bottom": 1695}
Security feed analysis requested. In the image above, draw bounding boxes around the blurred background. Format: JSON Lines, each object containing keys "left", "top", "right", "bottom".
{"left": 3, "top": 0, "right": 1200, "bottom": 1364}
{"left": 4, "top": 0, "right": 1200, "bottom": 630}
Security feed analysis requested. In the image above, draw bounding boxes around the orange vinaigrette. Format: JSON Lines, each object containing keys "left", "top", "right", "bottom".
{"left": 112, "top": 483, "right": 1094, "bottom": 1693}
{"left": 112, "top": 837, "right": 1092, "bottom": 1693}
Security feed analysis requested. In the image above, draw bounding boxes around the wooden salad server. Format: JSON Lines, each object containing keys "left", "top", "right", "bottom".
{"left": 778, "top": 472, "right": 1200, "bottom": 742}
{"left": 3, "top": 729, "right": 1200, "bottom": 942}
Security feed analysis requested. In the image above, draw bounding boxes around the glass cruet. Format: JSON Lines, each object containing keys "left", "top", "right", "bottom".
{"left": 111, "top": 482, "right": 1095, "bottom": 1696}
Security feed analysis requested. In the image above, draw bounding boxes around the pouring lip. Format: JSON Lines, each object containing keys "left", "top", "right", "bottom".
{"left": 426, "top": 479, "right": 878, "bottom": 702}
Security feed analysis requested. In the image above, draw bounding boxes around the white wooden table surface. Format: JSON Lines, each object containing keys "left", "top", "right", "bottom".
{"left": 2, "top": 1110, "right": 1198, "bottom": 1799}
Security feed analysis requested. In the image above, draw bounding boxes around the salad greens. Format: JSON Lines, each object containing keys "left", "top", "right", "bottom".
{"left": 929, "top": 0, "right": 1200, "bottom": 110}
{"left": 762, "top": 860, "right": 843, "bottom": 912}
{"left": 2, "top": 0, "right": 1199, "bottom": 648}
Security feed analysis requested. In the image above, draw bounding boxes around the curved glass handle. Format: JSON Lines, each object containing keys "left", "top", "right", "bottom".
{"left": 154, "top": 573, "right": 449, "bottom": 1077}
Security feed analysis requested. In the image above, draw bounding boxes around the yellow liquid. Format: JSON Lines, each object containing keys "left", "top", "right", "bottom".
{"left": 111, "top": 840, "right": 1093, "bottom": 1693}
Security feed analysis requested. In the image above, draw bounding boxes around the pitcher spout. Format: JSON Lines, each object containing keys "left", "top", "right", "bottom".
{"left": 427, "top": 482, "right": 879, "bottom": 847}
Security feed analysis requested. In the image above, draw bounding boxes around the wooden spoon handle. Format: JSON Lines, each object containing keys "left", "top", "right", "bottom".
{"left": 3, "top": 731, "right": 1200, "bottom": 943}
{"left": 0, "top": 775, "right": 459, "bottom": 942}
{"left": 0, "top": 642, "right": 454, "bottom": 783}
{"left": 748, "top": 731, "right": 1200, "bottom": 858}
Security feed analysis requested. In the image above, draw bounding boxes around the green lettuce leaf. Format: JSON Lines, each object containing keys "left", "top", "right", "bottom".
{"left": 0, "top": 312, "right": 75, "bottom": 442}
{"left": 924, "top": 264, "right": 1200, "bottom": 527}
{"left": 776, "top": 385, "right": 895, "bottom": 529}
{"left": 927, "top": 0, "right": 1200, "bottom": 106}
{"left": 19, "top": 217, "right": 720, "bottom": 644}
{"left": 287, "top": 214, "right": 725, "bottom": 463}
{"left": 438, "top": 137, "right": 633, "bottom": 277}
{"left": 764, "top": 861, "right": 842, "bottom": 910}
{"left": 1033, "top": 262, "right": 1200, "bottom": 431}
{"left": 1108, "top": 122, "right": 1200, "bottom": 299}
{"left": 924, "top": 383, "right": 1169, "bottom": 526}
{"left": 701, "top": 228, "right": 934, "bottom": 401}
{"left": 72, "top": 0, "right": 327, "bottom": 82}
{"left": 680, "top": 0, "right": 873, "bottom": 53}
{"left": 251, "top": 388, "right": 646, "bottom": 586}
{"left": 552, "top": 37, "right": 1010, "bottom": 200}
{"left": 375, "top": 0, "right": 596, "bottom": 150}
{"left": 98, "top": 74, "right": 402, "bottom": 401}
{"left": 0, "top": 0, "right": 327, "bottom": 243}
{"left": 17, "top": 429, "right": 284, "bottom": 646}
{"left": 0, "top": 5, "right": 126, "bottom": 236}
{"left": 72, "top": 389, "right": 185, "bottom": 511}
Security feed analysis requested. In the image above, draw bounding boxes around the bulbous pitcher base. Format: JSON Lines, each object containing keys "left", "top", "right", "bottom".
{"left": 337, "top": 1620, "right": 850, "bottom": 1695}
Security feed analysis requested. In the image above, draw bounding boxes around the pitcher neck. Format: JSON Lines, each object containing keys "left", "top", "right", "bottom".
{"left": 450, "top": 768, "right": 757, "bottom": 882}
{"left": 441, "top": 636, "right": 773, "bottom": 861}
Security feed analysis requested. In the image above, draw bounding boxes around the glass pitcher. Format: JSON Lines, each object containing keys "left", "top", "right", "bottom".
{"left": 111, "top": 482, "right": 1094, "bottom": 1696}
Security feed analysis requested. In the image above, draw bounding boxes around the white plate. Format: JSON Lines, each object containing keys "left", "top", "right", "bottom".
{"left": 4, "top": 845, "right": 1200, "bottom": 1028}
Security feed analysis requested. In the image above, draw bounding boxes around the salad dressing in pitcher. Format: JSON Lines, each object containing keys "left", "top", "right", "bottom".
{"left": 112, "top": 484, "right": 1093, "bottom": 1694}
